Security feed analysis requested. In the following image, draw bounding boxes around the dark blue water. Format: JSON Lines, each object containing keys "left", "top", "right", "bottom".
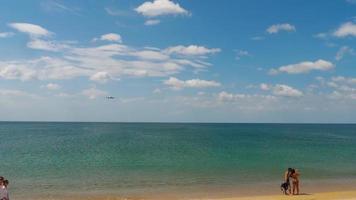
{"left": 0, "top": 122, "right": 355, "bottom": 196}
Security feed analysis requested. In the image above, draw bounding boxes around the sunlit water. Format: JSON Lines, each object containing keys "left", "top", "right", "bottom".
{"left": 0, "top": 122, "right": 355, "bottom": 198}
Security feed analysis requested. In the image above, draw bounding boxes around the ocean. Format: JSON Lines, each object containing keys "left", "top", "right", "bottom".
{"left": 0, "top": 122, "right": 356, "bottom": 199}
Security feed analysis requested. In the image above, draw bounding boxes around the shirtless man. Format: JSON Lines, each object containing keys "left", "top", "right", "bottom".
{"left": 291, "top": 169, "right": 300, "bottom": 195}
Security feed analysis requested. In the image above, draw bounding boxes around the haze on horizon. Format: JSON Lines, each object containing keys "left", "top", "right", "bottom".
{"left": 0, "top": 0, "right": 355, "bottom": 123}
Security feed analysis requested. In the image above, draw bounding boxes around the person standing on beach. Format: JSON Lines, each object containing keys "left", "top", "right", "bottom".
{"left": 291, "top": 169, "right": 300, "bottom": 195}
{"left": 0, "top": 177, "right": 9, "bottom": 200}
{"left": 284, "top": 168, "right": 293, "bottom": 195}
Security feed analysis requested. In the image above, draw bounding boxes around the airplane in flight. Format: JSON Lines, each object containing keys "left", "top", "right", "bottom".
{"left": 106, "top": 96, "right": 115, "bottom": 100}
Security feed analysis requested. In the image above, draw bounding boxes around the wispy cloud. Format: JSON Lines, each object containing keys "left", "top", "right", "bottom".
{"left": 266, "top": 23, "right": 296, "bottom": 34}
{"left": 0, "top": 32, "right": 14, "bottom": 38}
{"left": 9, "top": 22, "right": 52, "bottom": 37}
{"left": 164, "top": 45, "right": 221, "bottom": 56}
{"left": 105, "top": 7, "right": 132, "bottom": 17}
{"left": 42, "top": 83, "right": 61, "bottom": 90}
{"left": 40, "top": 0, "right": 81, "bottom": 15}
{"left": 235, "top": 50, "right": 250, "bottom": 60}
{"left": 2, "top": 23, "right": 221, "bottom": 84}
{"left": 260, "top": 83, "right": 303, "bottom": 97}
{"left": 335, "top": 46, "right": 355, "bottom": 61}
{"left": 269, "top": 59, "right": 334, "bottom": 75}
{"left": 164, "top": 77, "right": 221, "bottom": 90}
{"left": 93, "top": 33, "right": 122, "bottom": 43}
{"left": 145, "top": 19, "right": 161, "bottom": 26}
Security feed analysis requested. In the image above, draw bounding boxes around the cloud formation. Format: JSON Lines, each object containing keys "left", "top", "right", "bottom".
{"left": 164, "top": 45, "right": 221, "bottom": 56}
{"left": 164, "top": 77, "right": 221, "bottom": 89}
{"left": 43, "top": 83, "right": 61, "bottom": 90}
{"left": 82, "top": 87, "right": 108, "bottom": 99}
{"left": 9, "top": 23, "right": 51, "bottom": 37}
{"left": 260, "top": 84, "right": 303, "bottom": 97}
{"left": 269, "top": 59, "right": 334, "bottom": 74}
{"left": 145, "top": 19, "right": 161, "bottom": 26}
{"left": 99, "top": 33, "right": 122, "bottom": 43}
{"left": 0, "top": 32, "right": 14, "bottom": 38}
{"left": 135, "top": 0, "right": 189, "bottom": 17}
{"left": 335, "top": 46, "right": 355, "bottom": 60}
{"left": 267, "top": 23, "right": 296, "bottom": 34}
{"left": 333, "top": 22, "right": 356, "bottom": 37}
{"left": 2, "top": 23, "right": 220, "bottom": 83}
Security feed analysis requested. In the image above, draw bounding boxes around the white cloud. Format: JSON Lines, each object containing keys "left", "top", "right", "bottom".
{"left": 9, "top": 23, "right": 51, "bottom": 37}
{"left": 267, "top": 23, "right": 296, "bottom": 34}
{"left": 269, "top": 59, "right": 334, "bottom": 75}
{"left": 322, "top": 76, "right": 356, "bottom": 100}
{"left": 164, "top": 77, "right": 221, "bottom": 89}
{"left": 260, "top": 83, "right": 270, "bottom": 91}
{"left": 0, "top": 32, "right": 14, "bottom": 38}
{"left": 0, "top": 89, "right": 37, "bottom": 98}
{"left": 335, "top": 46, "right": 355, "bottom": 60}
{"left": 153, "top": 88, "right": 162, "bottom": 94}
{"left": 1, "top": 23, "right": 219, "bottom": 83}
{"left": 261, "top": 84, "right": 303, "bottom": 97}
{"left": 82, "top": 87, "right": 108, "bottom": 99}
{"left": 235, "top": 50, "right": 250, "bottom": 60}
{"left": 41, "top": 0, "right": 81, "bottom": 15}
{"left": 271, "top": 84, "right": 303, "bottom": 97}
{"left": 27, "top": 39, "right": 69, "bottom": 51}
{"left": 217, "top": 91, "right": 276, "bottom": 103}
{"left": 164, "top": 45, "right": 221, "bottom": 56}
{"left": 145, "top": 19, "right": 161, "bottom": 26}
{"left": 331, "top": 76, "right": 356, "bottom": 85}
{"left": 96, "top": 33, "right": 122, "bottom": 43}
{"left": 314, "top": 32, "right": 328, "bottom": 39}
{"left": 333, "top": 22, "right": 356, "bottom": 37}
{"left": 131, "top": 50, "right": 169, "bottom": 61}
{"left": 218, "top": 91, "right": 247, "bottom": 101}
{"left": 0, "top": 56, "right": 90, "bottom": 81}
{"left": 251, "top": 36, "right": 265, "bottom": 41}
{"left": 43, "top": 83, "right": 61, "bottom": 90}
{"left": 135, "top": 0, "right": 189, "bottom": 17}
{"left": 105, "top": 7, "right": 131, "bottom": 16}
{"left": 90, "top": 71, "right": 113, "bottom": 83}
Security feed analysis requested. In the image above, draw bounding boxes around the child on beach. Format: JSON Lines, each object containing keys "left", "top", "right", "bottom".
{"left": 282, "top": 168, "right": 293, "bottom": 195}
{"left": 0, "top": 177, "right": 9, "bottom": 200}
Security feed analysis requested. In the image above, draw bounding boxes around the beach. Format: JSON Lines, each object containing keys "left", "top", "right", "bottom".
{"left": 11, "top": 178, "right": 356, "bottom": 199}
{"left": 14, "top": 190, "right": 356, "bottom": 200}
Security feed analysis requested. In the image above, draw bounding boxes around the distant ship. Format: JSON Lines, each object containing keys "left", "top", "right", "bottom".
{"left": 106, "top": 96, "right": 115, "bottom": 100}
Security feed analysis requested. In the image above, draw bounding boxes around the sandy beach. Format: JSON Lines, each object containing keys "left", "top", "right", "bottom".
{"left": 16, "top": 190, "right": 356, "bottom": 200}
{"left": 215, "top": 191, "right": 356, "bottom": 200}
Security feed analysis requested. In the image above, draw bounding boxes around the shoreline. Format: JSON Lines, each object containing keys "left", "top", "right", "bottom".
{"left": 13, "top": 190, "right": 356, "bottom": 200}
{"left": 11, "top": 179, "right": 356, "bottom": 200}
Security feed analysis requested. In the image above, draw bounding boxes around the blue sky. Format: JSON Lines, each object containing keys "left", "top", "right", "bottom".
{"left": 0, "top": 0, "right": 356, "bottom": 122}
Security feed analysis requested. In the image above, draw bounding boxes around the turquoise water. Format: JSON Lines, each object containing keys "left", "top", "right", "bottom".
{"left": 0, "top": 122, "right": 356, "bottom": 197}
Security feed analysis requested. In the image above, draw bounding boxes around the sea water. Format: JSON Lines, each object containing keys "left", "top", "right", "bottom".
{"left": 0, "top": 122, "right": 355, "bottom": 197}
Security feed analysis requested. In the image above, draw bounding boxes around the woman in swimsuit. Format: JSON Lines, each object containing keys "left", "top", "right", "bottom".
{"left": 290, "top": 169, "right": 300, "bottom": 195}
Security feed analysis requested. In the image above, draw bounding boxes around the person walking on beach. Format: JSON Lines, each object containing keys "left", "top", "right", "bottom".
{"left": 291, "top": 169, "right": 300, "bottom": 195}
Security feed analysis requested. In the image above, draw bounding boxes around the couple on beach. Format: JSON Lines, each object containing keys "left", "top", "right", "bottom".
{"left": 0, "top": 177, "right": 9, "bottom": 200}
{"left": 281, "top": 168, "right": 300, "bottom": 195}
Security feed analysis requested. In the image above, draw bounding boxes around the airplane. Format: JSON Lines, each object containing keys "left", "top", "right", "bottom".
{"left": 106, "top": 96, "right": 115, "bottom": 100}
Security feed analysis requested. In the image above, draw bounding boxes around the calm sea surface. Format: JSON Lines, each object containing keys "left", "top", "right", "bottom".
{"left": 0, "top": 122, "right": 356, "bottom": 197}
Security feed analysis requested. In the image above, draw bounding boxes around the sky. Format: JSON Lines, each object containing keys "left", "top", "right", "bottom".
{"left": 0, "top": 0, "right": 356, "bottom": 123}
